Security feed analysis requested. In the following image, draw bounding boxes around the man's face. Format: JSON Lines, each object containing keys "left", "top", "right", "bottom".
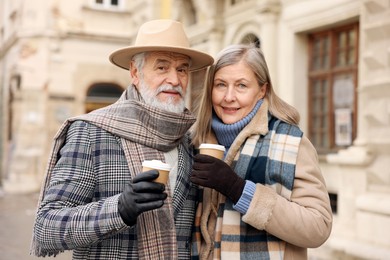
{"left": 131, "top": 51, "right": 191, "bottom": 113}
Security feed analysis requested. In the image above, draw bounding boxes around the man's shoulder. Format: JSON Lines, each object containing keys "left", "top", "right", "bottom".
{"left": 69, "top": 120, "right": 99, "bottom": 132}
{"left": 68, "top": 120, "right": 118, "bottom": 140}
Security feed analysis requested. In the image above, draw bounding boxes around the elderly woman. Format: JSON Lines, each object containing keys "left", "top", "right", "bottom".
{"left": 190, "top": 44, "right": 332, "bottom": 259}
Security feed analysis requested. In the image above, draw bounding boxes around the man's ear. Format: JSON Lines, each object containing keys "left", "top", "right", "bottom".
{"left": 130, "top": 61, "right": 140, "bottom": 86}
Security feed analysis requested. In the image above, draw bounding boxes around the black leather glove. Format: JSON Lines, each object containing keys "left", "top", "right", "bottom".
{"left": 190, "top": 154, "right": 246, "bottom": 204}
{"left": 118, "top": 169, "right": 167, "bottom": 226}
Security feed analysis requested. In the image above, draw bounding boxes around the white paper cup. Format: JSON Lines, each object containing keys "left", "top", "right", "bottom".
{"left": 199, "top": 143, "right": 226, "bottom": 160}
{"left": 142, "top": 160, "right": 172, "bottom": 184}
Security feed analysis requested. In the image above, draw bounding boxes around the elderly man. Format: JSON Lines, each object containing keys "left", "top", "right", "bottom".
{"left": 31, "top": 20, "right": 213, "bottom": 259}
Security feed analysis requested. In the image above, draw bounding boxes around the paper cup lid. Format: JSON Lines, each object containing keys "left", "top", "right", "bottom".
{"left": 142, "top": 160, "right": 172, "bottom": 171}
{"left": 199, "top": 143, "right": 226, "bottom": 152}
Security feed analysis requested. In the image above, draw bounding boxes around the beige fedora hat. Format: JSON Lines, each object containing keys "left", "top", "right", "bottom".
{"left": 109, "top": 19, "right": 214, "bottom": 71}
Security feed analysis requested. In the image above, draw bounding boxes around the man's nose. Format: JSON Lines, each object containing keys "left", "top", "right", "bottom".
{"left": 166, "top": 69, "right": 180, "bottom": 86}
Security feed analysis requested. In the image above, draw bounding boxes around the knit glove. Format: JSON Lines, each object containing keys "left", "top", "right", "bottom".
{"left": 191, "top": 154, "right": 246, "bottom": 204}
{"left": 118, "top": 169, "right": 167, "bottom": 226}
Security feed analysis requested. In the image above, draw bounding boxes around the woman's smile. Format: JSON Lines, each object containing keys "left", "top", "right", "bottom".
{"left": 212, "top": 61, "right": 266, "bottom": 124}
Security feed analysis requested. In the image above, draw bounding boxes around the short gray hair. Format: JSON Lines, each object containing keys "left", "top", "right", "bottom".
{"left": 131, "top": 52, "right": 147, "bottom": 76}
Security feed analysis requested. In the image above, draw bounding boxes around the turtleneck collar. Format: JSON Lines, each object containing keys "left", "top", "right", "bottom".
{"left": 211, "top": 99, "right": 263, "bottom": 149}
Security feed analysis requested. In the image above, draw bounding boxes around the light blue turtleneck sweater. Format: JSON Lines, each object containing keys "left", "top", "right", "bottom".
{"left": 211, "top": 99, "right": 263, "bottom": 214}
{"left": 212, "top": 99, "right": 263, "bottom": 150}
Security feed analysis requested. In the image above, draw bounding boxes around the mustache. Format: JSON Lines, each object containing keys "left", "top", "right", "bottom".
{"left": 156, "top": 85, "right": 184, "bottom": 97}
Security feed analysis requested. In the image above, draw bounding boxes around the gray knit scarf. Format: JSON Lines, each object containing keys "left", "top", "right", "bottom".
{"left": 31, "top": 85, "right": 196, "bottom": 258}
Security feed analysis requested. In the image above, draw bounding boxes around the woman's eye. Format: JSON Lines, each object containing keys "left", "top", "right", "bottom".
{"left": 215, "top": 83, "right": 225, "bottom": 88}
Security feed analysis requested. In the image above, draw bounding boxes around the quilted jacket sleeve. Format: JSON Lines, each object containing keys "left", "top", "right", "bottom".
{"left": 242, "top": 136, "right": 333, "bottom": 248}
{"left": 33, "top": 121, "right": 129, "bottom": 252}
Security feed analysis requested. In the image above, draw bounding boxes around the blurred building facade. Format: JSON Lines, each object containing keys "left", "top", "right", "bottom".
{"left": 0, "top": 0, "right": 389, "bottom": 259}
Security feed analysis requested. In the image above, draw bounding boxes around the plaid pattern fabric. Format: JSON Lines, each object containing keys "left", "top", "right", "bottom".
{"left": 192, "top": 114, "right": 303, "bottom": 260}
{"left": 31, "top": 86, "right": 197, "bottom": 259}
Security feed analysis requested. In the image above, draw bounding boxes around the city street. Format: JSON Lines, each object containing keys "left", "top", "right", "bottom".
{"left": 0, "top": 191, "right": 71, "bottom": 260}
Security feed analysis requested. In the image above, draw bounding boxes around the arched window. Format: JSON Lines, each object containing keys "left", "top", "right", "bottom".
{"left": 240, "top": 33, "right": 261, "bottom": 48}
{"left": 85, "top": 83, "right": 123, "bottom": 112}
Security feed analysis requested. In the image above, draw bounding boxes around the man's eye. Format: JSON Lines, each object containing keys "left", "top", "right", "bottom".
{"left": 178, "top": 68, "right": 188, "bottom": 73}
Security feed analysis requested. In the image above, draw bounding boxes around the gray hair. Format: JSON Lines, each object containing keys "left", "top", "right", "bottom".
{"left": 191, "top": 44, "right": 300, "bottom": 146}
{"left": 131, "top": 52, "right": 146, "bottom": 77}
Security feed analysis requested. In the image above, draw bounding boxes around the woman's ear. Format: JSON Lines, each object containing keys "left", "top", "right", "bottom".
{"left": 259, "top": 82, "right": 268, "bottom": 99}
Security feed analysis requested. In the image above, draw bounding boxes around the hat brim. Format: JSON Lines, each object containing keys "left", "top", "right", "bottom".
{"left": 109, "top": 46, "right": 214, "bottom": 72}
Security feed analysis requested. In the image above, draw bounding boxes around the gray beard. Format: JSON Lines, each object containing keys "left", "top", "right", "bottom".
{"left": 138, "top": 81, "right": 186, "bottom": 113}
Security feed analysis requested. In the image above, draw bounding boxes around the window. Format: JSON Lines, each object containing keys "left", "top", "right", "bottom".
{"left": 308, "top": 23, "right": 359, "bottom": 153}
{"left": 329, "top": 192, "right": 338, "bottom": 214}
{"left": 240, "top": 33, "right": 261, "bottom": 48}
{"left": 85, "top": 83, "right": 123, "bottom": 113}
{"left": 90, "top": 0, "right": 122, "bottom": 10}
{"left": 230, "top": 0, "right": 249, "bottom": 5}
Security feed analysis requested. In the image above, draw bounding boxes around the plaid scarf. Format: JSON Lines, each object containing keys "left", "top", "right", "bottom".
{"left": 192, "top": 100, "right": 303, "bottom": 259}
{"left": 31, "top": 85, "right": 196, "bottom": 258}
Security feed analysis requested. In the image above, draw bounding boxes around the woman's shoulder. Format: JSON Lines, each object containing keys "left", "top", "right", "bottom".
{"left": 268, "top": 116, "right": 303, "bottom": 138}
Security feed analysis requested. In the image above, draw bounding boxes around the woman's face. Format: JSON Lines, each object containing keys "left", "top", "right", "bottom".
{"left": 212, "top": 60, "right": 266, "bottom": 124}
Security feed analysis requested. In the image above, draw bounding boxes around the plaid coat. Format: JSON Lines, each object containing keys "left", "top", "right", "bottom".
{"left": 33, "top": 121, "right": 197, "bottom": 259}
{"left": 32, "top": 87, "right": 198, "bottom": 259}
